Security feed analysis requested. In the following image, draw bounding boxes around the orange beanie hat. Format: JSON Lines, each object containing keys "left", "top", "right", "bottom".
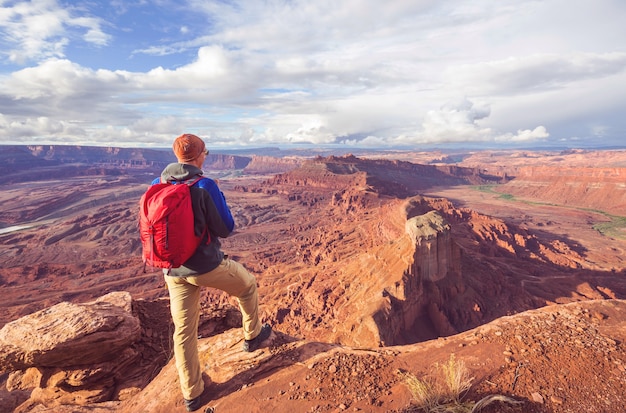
{"left": 172, "top": 133, "right": 206, "bottom": 163}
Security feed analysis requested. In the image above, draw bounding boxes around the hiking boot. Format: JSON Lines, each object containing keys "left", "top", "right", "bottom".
{"left": 243, "top": 323, "right": 272, "bottom": 352}
{"left": 184, "top": 396, "right": 203, "bottom": 412}
{"left": 184, "top": 388, "right": 212, "bottom": 412}
{"left": 184, "top": 400, "right": 214, "bottom": 413}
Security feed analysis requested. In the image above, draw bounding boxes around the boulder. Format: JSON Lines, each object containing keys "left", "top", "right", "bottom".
{"left": 0, "top": 292, "right": 141, "bottom": 373}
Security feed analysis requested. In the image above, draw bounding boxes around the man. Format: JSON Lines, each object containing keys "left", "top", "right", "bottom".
{"left": 154, "top": 133, "right": 272, "bottom": 412}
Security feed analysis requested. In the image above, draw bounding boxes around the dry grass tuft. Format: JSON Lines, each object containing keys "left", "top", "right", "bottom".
{"left": 402, "top": 372, "right": 441, "bottom": 412}
{"left": 439, "top": 354, "right": 473, "bottom": 403}
{"left": 400, "top": 354, "right": 522, "bottom": 413}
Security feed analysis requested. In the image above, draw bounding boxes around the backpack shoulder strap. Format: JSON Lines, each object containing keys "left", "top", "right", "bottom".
{"left": 187, "top": 176, "right": 204, "bottom": 186}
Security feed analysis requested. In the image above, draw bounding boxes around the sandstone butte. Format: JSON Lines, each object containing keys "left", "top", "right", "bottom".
{"left": 0, "top": 146, "right": 625, "bottom": 413}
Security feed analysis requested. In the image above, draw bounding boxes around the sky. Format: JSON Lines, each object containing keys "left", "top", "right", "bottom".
{"left": 0, "top": 0, "right": 625, "bottom": 150}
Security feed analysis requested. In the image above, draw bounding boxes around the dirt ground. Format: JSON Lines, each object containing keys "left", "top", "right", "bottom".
{"left": 116, "top": 299, "right": 626, "bottom": 413}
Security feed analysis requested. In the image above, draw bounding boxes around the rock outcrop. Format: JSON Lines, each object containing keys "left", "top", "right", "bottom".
{"left": 366, "top": 202, "right": 463, "bottom": 346}
{"left": 404, "top": 210, "right": 459, "bottom": 283}
{"left": 0, "top": 292, "right": 143, "bottom": 409}
{"left": 266, "top": 154, "right": 506, "bottom": 198}
{"left": 243, "top": 155, "right": 302, "bottom": 174}
{"left": 205, "top": 154, "right": 251, "bottom": 170}
{"left": 0, "top": 289, "right": 246, "bottom": 412}
{"left": 0, "top": 292, "right": 140, "bottom": 372}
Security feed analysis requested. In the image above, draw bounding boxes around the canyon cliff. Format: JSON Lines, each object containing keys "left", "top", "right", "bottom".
{"left": 0, "top": 146, "right": 625, "bottom": 412}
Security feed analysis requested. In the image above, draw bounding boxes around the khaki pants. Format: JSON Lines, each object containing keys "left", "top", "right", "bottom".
{"left": 165, "top": 258, "right": 261, "bottom": 400}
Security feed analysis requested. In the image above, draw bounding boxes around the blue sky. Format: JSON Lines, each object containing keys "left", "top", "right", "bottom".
{"left": 0, "top": 0, "right": 625, "bottom": 149}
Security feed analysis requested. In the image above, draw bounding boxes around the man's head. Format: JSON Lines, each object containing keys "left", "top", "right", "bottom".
{"left": 173, "top": 133, "right": 208, "bottom": 164}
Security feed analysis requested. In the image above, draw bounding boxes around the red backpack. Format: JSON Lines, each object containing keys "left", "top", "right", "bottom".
{"left": 139, "top": 177, "right": 208, "bottom": 271}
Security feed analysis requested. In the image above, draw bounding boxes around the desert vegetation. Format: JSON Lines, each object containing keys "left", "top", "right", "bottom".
{"left": 400, "top": 355, "right": 521, "bottom": 413}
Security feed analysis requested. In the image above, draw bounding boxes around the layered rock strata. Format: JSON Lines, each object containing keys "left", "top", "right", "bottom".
{"left": 352, "top": 204, "right": 463, "bottom": 347}
{"left": 0, "top": 292, "right": 142, "bottom": 406}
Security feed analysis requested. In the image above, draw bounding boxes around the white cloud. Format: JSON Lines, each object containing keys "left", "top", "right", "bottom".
{"left": 416, "top": 98, "right": 494, "bottom": 143}
{"left": 449, "top": 53, "right": 626, "bottom": 96}
{"left": 0, "top": 0, "right": 625, "bottom": 148}
{"left": 0, "top": 0, "right": 110, "bottom": 64}
{"left": 6, "top": 59, "right": 125, "bottom": 100}
{"left": 0, "top": 113, "right": 85, "bottom": 141}
{"left": 495, "top": 126, "right": 549, "bottom": 142}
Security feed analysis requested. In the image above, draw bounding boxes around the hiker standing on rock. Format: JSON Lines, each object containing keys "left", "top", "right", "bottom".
{"left": 149, "top": 133, "right": 272, "bottom": 412}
